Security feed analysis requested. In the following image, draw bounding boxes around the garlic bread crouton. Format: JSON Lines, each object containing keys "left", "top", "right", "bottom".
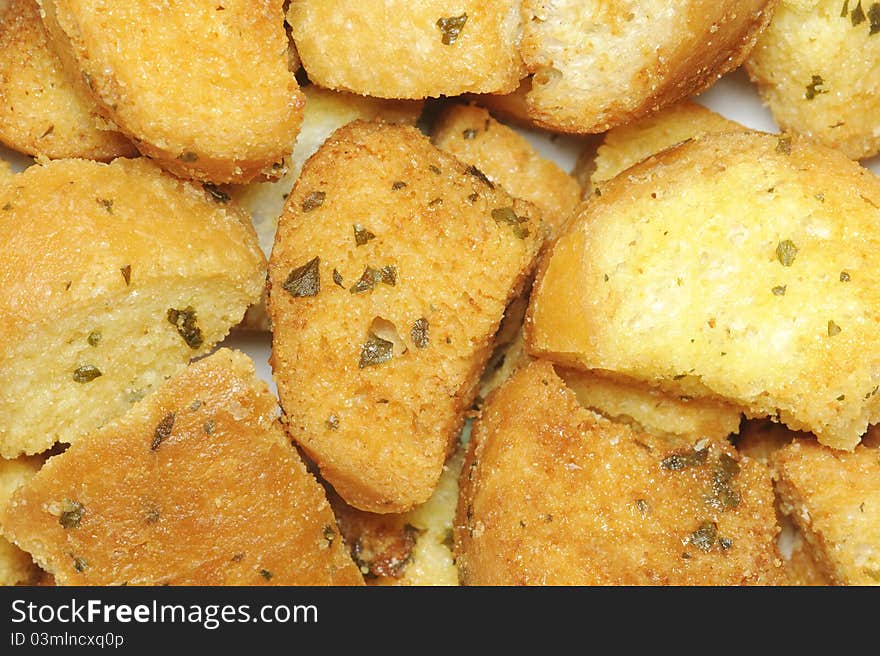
{"left": 0, "top": 349, "right": 363, "bottom": 586}
{"left": 432, "top": 103, "right": 580, "bottom": 235}
{"left": 772, "top": 437, "right": 880, "bottom": 585}
{"left": 520, "top": 0, "right": 776, "bottom": 133}
{"left": 746, "top": 0, "right": 880, "bottom": 159}
{"left": 268, "top": 121, "right": 544, "bottom": 513}
{"left": 288, "top": 0, "right": 525, "bottom": 99}
{"left": 0, "top": 456, "right": 43, "bottom": 585}
{"left": 527, "top": 131, "right": 880, "bottom": 450}
{"left": 38, "top": 0, "right": 303, "bottom": 183}
{"left": 588, "top": 100, "right": 743, "bottom": 194}
{"left": 0, "top": 158, "right": 265, "bottom": 458}
{"left": 455, "top": 360, "right": 784, "bottom": 585}
{"left": 0, "top": 0, "right": 134, "bottom": 161}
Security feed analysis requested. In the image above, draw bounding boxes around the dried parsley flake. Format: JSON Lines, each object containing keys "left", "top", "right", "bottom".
{"left": 59, "top": 500, "right": 84, "bottom": 529}
{"left": 151, "top": 412, "right": 176, "bottom": 451}
{"left": 805, "top": 75, "right": 828, "bottom": 100}
{"left": 167, "top": 306, "right": 203, "bottom": 349}
{"left": 301, "top": 191, "right": 326, "bottom": 213}
{"left": 73, "top": 365, "right": 102, "bottom": 383}
{"left": 353, "top": 224, "right": 376, "bottom": 246}
{"left": 283, "top": 257, "right": 320, "bottom": 298}
{"left": 437, "top": 14, "right": 467, "bottom": 45}
{"left": 411, "top": 318, "right": 429, "bottom": 349}
{"left": 776, "top": 240, "right": 799, "bottom": 267}
{"left": 359, "top": 333, "right": 394, "bottom": 369}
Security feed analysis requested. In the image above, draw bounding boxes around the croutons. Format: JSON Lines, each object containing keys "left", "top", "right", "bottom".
{"left": 287, "top": 0, "right": 525, "bottom": 99}
{"left": 773, "top": 437, "right": 880, "bottom": 585}
{"left": 0, "top": 0, "right": 135, "bottom": 161}
{"left": 528, "top": 131, "right": 880, "bottom": 450}
{"left": 520, "top": 0, "right": 776, "bottom": 133}
{"left": 0, "top": 455, "right": 43, "bottom": 585}
{"left": 432, "top": 103, "right": 580, "bottom": 235}
{"left": 268, "top": 121, "right": 544, "bottom": 513}
{"left": 456, "top": 360, "right": 784, "bottom": 585}
{"left": 330, "top": 448, "right": 463, "bottom": 585}
{"left": 38, "top": 0, "right": 304, "bottom": 183}
{"left": 0, "top": 158, "right": 265, "bottom": 458}
{"left": 0, "top": 349, "right": 363, "bottom": 586}
{"left": 587, "top": 100, "right": 743, "bottom": 195}
{"left": 746, "top": 0, "right": 880, "bottom": 159}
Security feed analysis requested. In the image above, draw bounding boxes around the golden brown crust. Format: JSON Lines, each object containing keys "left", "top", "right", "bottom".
{"left": 38, "top": 0, "right": 303, "bottom": 183}
{"left": 527, "top": 131, "right": 880, "bottom": 450}
{"left": 746, "top": 0, "right": 880, "bottom": 159}
{"left": 268, "top": 121, "right": 544, "bottom": 513}
{"left": 0, "top": 349, "right": 363, "bottom": 586}
{"left": 288, "top": 0, "right": 525, "bottom": 99}
{"left": 0, "top": 0, "right": 135, "bottom": 160}
{"left": 456, "top": 360, "right": 784, "bottom": 585}
{"left": 0, "top": 455, "right": 43, "bottom": 585}
{"left": 520, "top": 0, "right": 777, "bottom": 133}
{"left": 432, "top": 103, "right": 580, "bottom": 236}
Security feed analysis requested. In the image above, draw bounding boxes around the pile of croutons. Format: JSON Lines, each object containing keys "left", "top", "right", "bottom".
{"left": 1, "top": 0, "right": 878, "bottom": 587}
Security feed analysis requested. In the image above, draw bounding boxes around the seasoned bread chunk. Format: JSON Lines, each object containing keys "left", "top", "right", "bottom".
{"left": 0, "top": 0, "right": 134, "bottom": 160}
{"left": 0, "top": 158, "right": 265, "bottom": 458}
{"left": 268, "top": 121, "right": 544, "bottom": 513}
{"left": 38, "top": 0, "right": 303, "bottom": 183}
{"left": 773, "top": 438, "right": 880, "bottom": 585}
{"left": 528, "top": 131, "right": 880, "bottom": 450}
{"left": 520, "top": 0, "right": 776, "bottom": 133}
{"left": 288, "top": 0, "right": 525, "bottom": 99}
{"left": 0, "top": 456, "right": 43, "bottom": 585}
{"left": 746, "top": 0, "right": 880, "bottom": 159}
{"left": 432, "top": 103, "right": 580, "bottom": 235}
{"left": 456, "top": 360, "right": 784, "bottom": 585}
{"left": 0, "top": 349, "right": 363, "bottom": 586}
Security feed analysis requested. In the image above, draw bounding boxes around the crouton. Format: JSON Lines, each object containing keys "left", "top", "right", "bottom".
{"left": 772, "top": 437, "right": 880, "bottom": 585}
{"left": 0, "top": 455, "right": 42, "bottom": 585}
{"left": 455, "top": 360, "right": 784, "bottom": 585}
{"left": 38, "top": 0, "right": 304, "bottom": 183}
{"left": 432, "top": 103, "right": 580, "bottom": 236}
{"left": 527, "top": 131, "right": 880, "bottom": 450}
{"left": 0, "top": 0, "right": 134, "bottom": 161}
{"left": 746, "top": 0, "right": 880, "bottom": 159}
{"left": 520, "top": 0, "right": 776, "bottom": 133}
{"left": 784, "top": 525, "right": 834, "bottom": 585}
{"left": 0, "top": 349, "right": 363, "bottom": 585}
{"left": 557, "top": 367, "right": 742, "bottom": 446}
{"left": 0, "top": 158, "right": 265, "bottom": 458}
{"left": 330, "top": 448, "right": 463, "bottom": 586}
{"left": 465, "top": 79, "right": 534, "bottom": 128}
{"left": 287, "top": 0, "right": 525, "bottom": 99}
{"left": 588, "top": 100, "right": 743, "bottom": 194}
{"left": 268, "top": 121, "right": 544, "bottom": 513}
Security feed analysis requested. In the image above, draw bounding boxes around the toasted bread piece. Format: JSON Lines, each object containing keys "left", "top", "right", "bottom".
{"left": 432, "top": 104, "right": 580, "bottom": 236}
{"left": 0, "top": 158, "right": 265, "bottom": 458}
{"left": 520, "top": 0, "right": 776, "bottom": 133}
{"left": 38, "top": 0, "right": 303, "bottom": 183}
{"left": 0, "top": 456, "right": 42, "bottom": 585}
{"left": 0, "top": 0, "right": 134, "bottom": 161}
{"left": 0, "top": 349, "right": 363, "bottom": 586}
{"left": 557, "top": 367, "right": 742, "bottom": 446}
{"left": 268, "top": 121, "right": 544, "bottom": 513}
{"left": 288, "top": 0, "right": 525, "bottom": 99}
{"left": 528, "top": 131, "right": 880, "bottom": 450}
{"left": 773, "top": 438, "right": 880, "bottom": 584}
{"left": 746, "top": 0, "right": 880, "bottom": 159}
{"left": 465, "top": 79, "right": 534, "bottom": 128}
{"left": 331, "top": 448, "right": 463, "bottom": 586}
{"left": 588, "top": 100, "right": 744, "bottom": 194}
{"left": 456, "top": 360, "right": 783, "bottom": 585}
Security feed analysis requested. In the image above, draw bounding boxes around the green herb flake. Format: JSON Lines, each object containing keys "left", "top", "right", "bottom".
{"left": 462, "top": 128, "right": 477, "bottom": 139}
{"left": 332, "top": 268, "right": 344, "bottom": 287}
{"left": 467, "top": 192, "right": 479, "bottom": 203}
{"left": 96, "top": 198, "right": 113, "bottom": 213}
{"left": 144, "top": 504, "right": 161, "bottom": 524}
{"left": 73, "top": 365, "right": 102, "bottom": 383}
{"left": 1, "top": 203, "right": 11, "bottom": 211}
{"left": 301, "top": 191, "right": 326, "bottom": 213}
{"left": 720, "top": 537, "right": 733, "bottom": 550}
{"left": 492, "top": 206, "right": 531, "bottom": 239}
{"left": 467, "top": 165, "right": 494, "bottom": 189}
{"left": 411, "top": 318, "right": 429, "bottom": 349}
{"left": 660, "top": 447, "right": 708, "bottom": 472}
{"left": 203, "top": 420, "right": 215, "bottom": 435}
{"left": 350, "top": 266, "right": 380, "bottom": 294}
{"left": 151, "top": 412, "right": 176, "bottom": 450}
{"left": 828, "top": 320, "right": 842, "bottom": 336}
{"left": 87, "top": 331, "right": 102, "bottom": 347}
{"left": 167, "top": 306, "right": 204, "bottom": 349}
{"left": 837, "top": 394, "right": 846, "bottom": 401}
{"left": 72, "top": 555, "right": 89, "bottom": 572}
{"left": 59, "top": 500, "right": 84, "bottom": 529}
{"left": 177, "top": 151, "right": 198, "bottom": 162}
{"left": 354, "top": 224, "right": 376, "bottom": 246}
{"left": 429, "top": 164, "right": 441, "bottom": 175}
{"left": 259, "top": 569, "right": 273, "bottom": 581}
{"left": 437, "top": 13, "right": 467, "bottom": 45}
{"left": 392, "top": 181, "right": 407, "bottom": 191}
{"left": 428, "top": 197, "right": 443, "bottom": 207}
{"left": 379, "top": 265, "right": 397, "bottom": 286}
{"left": 776, "top": 136, "right": 792, "bottom": 155}
{"left": 189, "top": 399, "right": 202, "bottom": 411}
{"left": 840, "top": 271, "right": 851, "bottom": 282}
{"left": 325, "top": 415, "right": 340, "bottom": 430}
{"left": 690, "top": 521, "right": 717, "bottom": 553}
{"left": 635, "top": 499, "right": 650, "bottom": 514}
{"left": 852, "top": 0, "right": 867, "bottom": 24}
{"left": 359, "top": 333, "right": 394, "bottom": 369}
{"left": 772, "top": 285, "right": 787, "bottom": 296}
{"left": 120, "top": 264, "right": 131, "bottom": 286}
{"left": 323, "top": 525, "right": 336, "bottom": 544}
{"left": 805, "top": 75, "right": 829, "bottom": 100}
{"left": 710, "top": 453, "right": 741, "bottom": 510}
{"left": 283, "top": 257, "right": 320, "bottom": 297}
{"left": 842, "top": 0, "right": 851, "bottom": 17}
{"left": 869, "top": 3, "right": 880, "bottom": 33}
{"left": 203, "top": 183, "right": 230, "bottom": 203}
{"left": 776, "top": 240, "right": 799, "bottom": 267}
